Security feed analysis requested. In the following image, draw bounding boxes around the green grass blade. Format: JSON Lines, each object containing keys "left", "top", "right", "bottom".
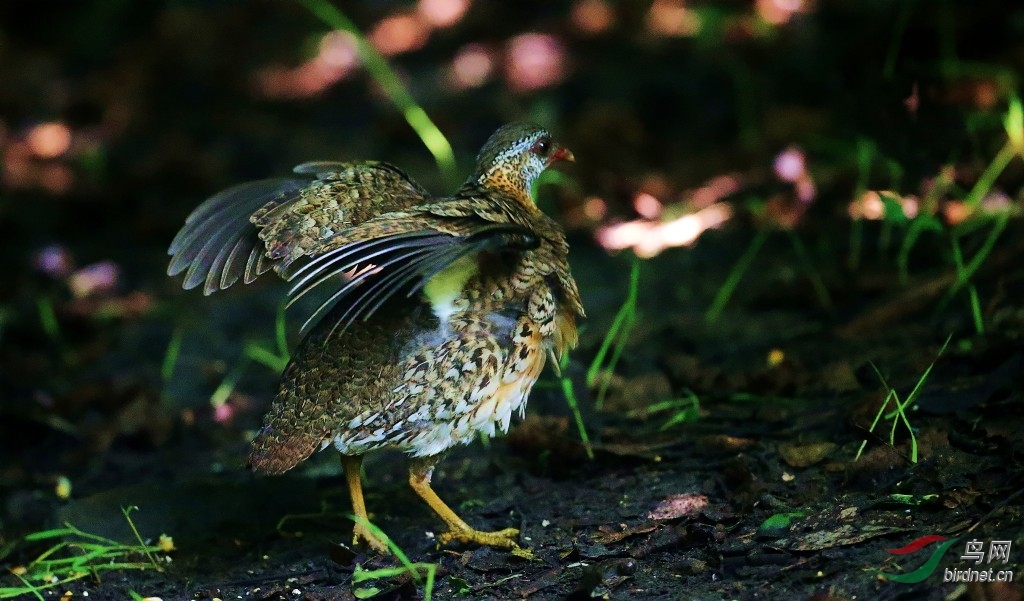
{"left": 962, "top": 141, "right": 1015, "bottom": 209}
{"left": 349, "top": 517, "right": 415, "bottom": 578}
{"left": 966, "top": 284, "right": 983, "bottom": 335}
{"left": 37, "top": 297, "right": 60, "bottom": 341}
{"left": 1004, "top": 95, "right": 1023, "bottom": 152}
{"left": 882, "top": 2, "right": 913, "bottom": 79}
{"left": 2, "top": 573, "right": 46, "bottom": 601}
{"left": 296, "top": 0, "right": 458, "bottom": 189}
{"left": 586, "top": 258, "right": 640, "bottom": 390}
{"left": 854, "top": 361, "right": 896, "bottom": 462}
{"left": 847, "top": 138, "right": 875, "bottom": 270}
{"left": 595, "top": 312, "right": 636, "bottom": 409}
{"left": 585, "top": 306, "right": 627, "bottom": 389}
{"left": 122, "top": 506, "right": 160, "bottom": 569}
{"left": 23, "top": 528, "right": 77, "bottom": 541}
{"left": 210, "top": 353, "right": 251, "bottom": 408}
{"left": 787, "top": 231, "right": 832, "bottom": 311}
{"left": 275, "top": 304, "right": 290, "bottom": 359}
{"left": 706, "top": 229, "right": 768, "bottom": 324}
{"left": 246, "top": 342, "right": 289, "bottom": 372}
{"left": 901, "top": 335, "right": 951, "bottom": 407}
{"left": 956, "top": 210, "right": 1009, "bottom": 288}
{"left": 161, "top": 326, "right": 184, "bottom": 383}
{"left": 561, "top": 369, "right": 594, "bottom": 460}
{"left": 658, "top": 394, "right": 701, "bottom": 431}
{"left": 348, "top": 516, "right": 437, "bottom": 600}
{"left": 942, "top": 210, "right": 1009, "bottom": 329}
{"left": 897, "top": 213, "right": 943, "bottom": 284}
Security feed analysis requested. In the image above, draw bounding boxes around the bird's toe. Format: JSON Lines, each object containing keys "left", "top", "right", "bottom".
{"left": 353, "top": 523, "right": 391, "bottom": 555}
{"left": 439, "top": 526, "right": 520, "bottom": 549}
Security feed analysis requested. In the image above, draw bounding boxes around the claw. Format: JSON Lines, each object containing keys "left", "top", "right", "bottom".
{"left": 438, "top": 526, "right": 520, "bottom": 549}
{"left": 353, "top": 522, "right": 390, "bottom": 554}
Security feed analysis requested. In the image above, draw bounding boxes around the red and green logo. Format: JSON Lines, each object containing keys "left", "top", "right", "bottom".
{"left": 874, "top": 535, "right": 959, "bottom": 583}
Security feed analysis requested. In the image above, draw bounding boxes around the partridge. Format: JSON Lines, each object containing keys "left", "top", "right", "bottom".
{"left": 168, "top": 122, "right": 584, "bottom": 552}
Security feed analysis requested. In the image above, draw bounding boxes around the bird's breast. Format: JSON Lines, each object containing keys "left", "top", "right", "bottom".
{"left": 392, "top": 310, "right": 546, "bottom": 458}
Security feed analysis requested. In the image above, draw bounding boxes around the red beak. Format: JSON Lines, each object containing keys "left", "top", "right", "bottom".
{"left": 550, "top": 146, "right": 575, "bottom": 164}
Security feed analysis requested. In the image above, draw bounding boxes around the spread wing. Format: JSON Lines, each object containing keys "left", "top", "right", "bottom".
{"left": 167, "top": 161, "right": 429, "bottom": 295}
{"left": 285, "top": 200, "right": 539, "bottom": 338}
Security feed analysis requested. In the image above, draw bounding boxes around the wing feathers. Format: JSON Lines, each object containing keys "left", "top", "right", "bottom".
{"left": 299, "top": 244, "right": 441, "bottom": 337}
{"left": 168, "top": 179, "right": 305, "bottom": 291}
{"left": 168, "top": 165, "right": 555, "bottom": 341}
{"left": 286, "top": 221, "right": 536, "bottom": 338}
{"left": 182, "top": 217, "right": 240, "bottom": 291}
{"left": 168, "top": 162, "right": 431, "bottom": 293}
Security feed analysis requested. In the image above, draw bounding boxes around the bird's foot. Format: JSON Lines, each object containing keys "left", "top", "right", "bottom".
{"left": 353, "top": 522, "right": 391, "bottom": 555}
{"left": 438, "top": 526, "right": 521, "bottom": 549}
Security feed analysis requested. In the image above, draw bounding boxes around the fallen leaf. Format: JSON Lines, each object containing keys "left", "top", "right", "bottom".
{"left": 778, "top": 442, "right": 838, "bottom": 467}
{"left": 648, "top": 493, "right": 709, "bottom": 521}
{"left": 589, "top": 522, "right": 658, "bottom": 545}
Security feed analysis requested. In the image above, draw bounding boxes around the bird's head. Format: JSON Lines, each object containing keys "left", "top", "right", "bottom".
{"left": 468, "top": 122, "right": 574, "bottom": 205}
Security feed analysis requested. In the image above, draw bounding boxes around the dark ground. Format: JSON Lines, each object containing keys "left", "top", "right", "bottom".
{"left": 2, "top": 1, "right": 1024, "bottom": 600}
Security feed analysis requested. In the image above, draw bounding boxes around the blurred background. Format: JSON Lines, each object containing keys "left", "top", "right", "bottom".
{"left": 1, "top": 0, "right": 1023, "bottom": 563}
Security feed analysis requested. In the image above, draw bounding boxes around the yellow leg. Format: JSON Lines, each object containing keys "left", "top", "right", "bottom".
{"left": 408, "top": 460, "right": 520, "bottom": 549}
{"left": 340, "top": 454, "right": 389, "bottom": 554}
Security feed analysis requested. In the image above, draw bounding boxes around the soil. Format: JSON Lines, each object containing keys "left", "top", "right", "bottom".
{"left": 2, "top": 2, "right": 1024, "bottom": 600}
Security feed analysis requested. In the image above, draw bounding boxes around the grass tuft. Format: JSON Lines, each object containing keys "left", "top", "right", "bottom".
{"left": 0, "top": 507, "right": 171, "bottom": 599}
{"left": 587, "top": 258, "right": 641, "bottom": 409}
{"left": 209, "top": 304, "right": 291, "bottom": 409}
{"left": 636, "top": 391, "right": 701, "bottom": 430}
{"left": 558, "top": 350, "right": 593, "bottom": 459}
{"left": 854, "top": 335, "right": 951, "bottom": 464}
{"left": 348, "top": 517, "right": 437, "bottom": 601}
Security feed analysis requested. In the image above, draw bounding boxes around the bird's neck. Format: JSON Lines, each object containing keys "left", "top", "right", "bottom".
{"left": 459, "top": 168, "right": 536, "bottom": 207}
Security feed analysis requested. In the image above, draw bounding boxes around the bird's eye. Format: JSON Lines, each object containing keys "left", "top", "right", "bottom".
{"left": 531, "top": 137, "right": 551, "bottom": 156}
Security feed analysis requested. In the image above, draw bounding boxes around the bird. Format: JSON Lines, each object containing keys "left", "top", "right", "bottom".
{"left": 167, "top": 122, "right": 584, "bottom": 553}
